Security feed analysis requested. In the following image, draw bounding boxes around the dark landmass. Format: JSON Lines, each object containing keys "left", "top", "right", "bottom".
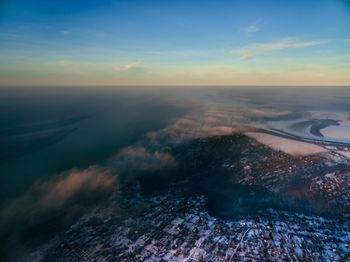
{"left": 23, "top": 134, "right": 350, "bottom": 261}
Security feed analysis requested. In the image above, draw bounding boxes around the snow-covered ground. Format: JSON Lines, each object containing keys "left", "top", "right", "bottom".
{"left": 322, "top": 120, "right": 350, "bottom": 140}
{"left": 337, "top": 150, "right": 350, "bottom": 159}
{"left": 245, "top": 132, "right": 328, "bottom": 156}
{"left": 263, "top": 111, "right": 350, "bottom": 143}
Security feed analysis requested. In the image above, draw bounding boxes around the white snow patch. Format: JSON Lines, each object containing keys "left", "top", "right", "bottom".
{"left": 246, "top": 132, "right": 328, "bottom": 156}
{"left": 337, "top": 150, "right": 350, "bottom": 159}
{"left": 322, "top": 120, "right": 350, "bottom": 140}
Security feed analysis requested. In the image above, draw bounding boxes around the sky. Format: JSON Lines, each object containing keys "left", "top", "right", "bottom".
{"left": 0, "top": 0, "right": 349, "bottom": 86}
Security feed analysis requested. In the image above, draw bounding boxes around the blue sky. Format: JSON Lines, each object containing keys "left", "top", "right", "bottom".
{"left": 0, "top": 0, "right": 349, "bottom": 85}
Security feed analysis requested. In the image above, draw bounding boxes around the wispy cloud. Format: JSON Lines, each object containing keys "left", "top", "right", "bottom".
{"left": 0, "top": 32, "right": 20, "bottom": 39}
{"left": 232, "top": 38, "right": 325, "bottom": 59}
{"left": 1, "top": 166, "right": 116, "bottom": 214}
{"left": 345, "top": 38, "right": 350, "bottom": 43}
{"left": 0, "top": 165, "right": 116, "bottom": 258}
{"left": 61, "top": 30, "right": 72, "bottom": 36}
{"left": 57, "top": 59, "right": 74, "bottom": 66}
{"left": 244, "top": 25, "right": 260, "bottom": 36}
{"left": 110, "top": 146, "right": 176, "bottom": 175}
{"left": 38, "top": 166, "right": 116, "bottom": 207}
{"left": 112, "top": 61, "right": 141, "bottom": 72}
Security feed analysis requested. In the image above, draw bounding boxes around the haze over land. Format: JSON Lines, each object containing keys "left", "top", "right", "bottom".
{"left": 1, "top": 86, "right": 350, "bottom": 261}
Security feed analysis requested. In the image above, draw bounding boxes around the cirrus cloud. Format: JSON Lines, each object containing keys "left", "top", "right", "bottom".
{"left": 244, "top": 25, "right": 260, "bottom": 36}
{"left": 112, "top": 61, "right": 142, "bottom": 72}
{"left": 231, "top": 38, "right": 325, "bottom": 59}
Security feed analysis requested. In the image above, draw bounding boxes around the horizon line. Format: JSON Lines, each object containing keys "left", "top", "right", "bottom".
{"left": 1, "top": 84, "right": 350, "bottom": 88}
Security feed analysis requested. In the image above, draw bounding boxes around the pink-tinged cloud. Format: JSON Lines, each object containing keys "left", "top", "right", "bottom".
{"left": 110, "top": 146, "right": 176, "bottom": 174}
{"left": 38, "top": 166, "right": 116, "bottom": 207}
{"left": 0, "top": 166, "right": 116, "bottom": 221}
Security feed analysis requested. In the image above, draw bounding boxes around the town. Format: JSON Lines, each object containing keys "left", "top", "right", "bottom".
{"left": 28, "top": 134, "right": 350, "bottom": 261}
